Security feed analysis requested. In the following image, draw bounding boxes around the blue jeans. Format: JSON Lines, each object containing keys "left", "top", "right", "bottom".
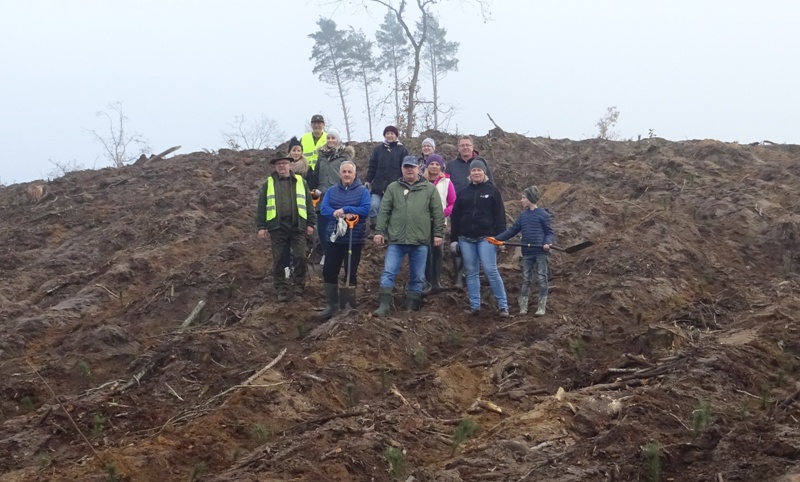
{"left": 522, "top": 254, "right": 549, "bottom": 299}
{"left": 369, "top": 193, "right": 383, "bottom": 224}
{"left": 380, "top": 244, "right": 429, "bottom": 294}
{"left": 458, "top": 238, "right": 508, "bottom": 311}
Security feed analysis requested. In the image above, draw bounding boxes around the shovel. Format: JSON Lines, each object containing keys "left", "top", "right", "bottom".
{"left": 488, "top": 237, "right": 594, "bottom": 254}
{"left": 339, "top": 214, "right": 359, "bottom": 309}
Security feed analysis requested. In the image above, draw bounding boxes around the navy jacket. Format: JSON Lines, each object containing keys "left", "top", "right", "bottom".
{"left": 320, "top": 178, "right": 371, "bottom": 245}
{"left": 450, "top": 180, "right": 506, "bottom": 241}
{"left": 365, "top": 141, "right": 408, "bottom": 196}
{"left": 495, "top": 207, "right": 555, "bottom": 257}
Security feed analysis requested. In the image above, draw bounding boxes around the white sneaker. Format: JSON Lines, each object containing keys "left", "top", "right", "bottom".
{"left": 284, "top": 267, "right": 291, "bottom": 279}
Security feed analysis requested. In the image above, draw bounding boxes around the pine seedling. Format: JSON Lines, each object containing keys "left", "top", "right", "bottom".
{"left": 76, "top": 360, "right": 92, "bottom": 379}
{"left": 343, "top": 382, "right": 359, "bottom": 407}
{"left": 251, "top": 424, "right": 270, "bottom": 444}
{"left": 189, "top": 461, "right": 206, "bottom": 482}
{"left": 451, "top": 418, "right": 477, "bottom": 455}
{"left": 384, "top": 447, "right": 406, "bottom": 479}
{"left": 569, "top": 339, "right": 586, "bottom": 362}
{"left": 92, "top": 413, "right": 106, "bottom": 438}
{"left": 690, "top": 399, "right": 711, "bottom": 438}
{"left": 642, "top": 441, "right": 661, "bottom": 482}
{"left": 412, "top": 346, "right": 428, "bottom": 369}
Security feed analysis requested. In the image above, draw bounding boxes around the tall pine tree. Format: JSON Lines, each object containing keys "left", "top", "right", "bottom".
{"left": 421, "top": 15, "right": 458, "bottom": 131}
{"left": 348, "top": 29, "right": 382, "bottom": 141}
{"left": 375, "top": 10, "right": 410, "bottom": 129}
{"left": 309, "top": 18, "right": 356, "bottom": 140}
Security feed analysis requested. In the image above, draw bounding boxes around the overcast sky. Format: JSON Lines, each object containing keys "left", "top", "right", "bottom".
{"left": 1, "top": 0, "right": 798, "bottom": 184}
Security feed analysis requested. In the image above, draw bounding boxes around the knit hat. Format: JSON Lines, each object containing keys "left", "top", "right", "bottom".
{"left": 426, "top": 153, "right": 445, "bottom": 169}
{"left": 402, "top": 155, "right": 420, "bottom": 167}
{"left": 524, "top": 185, "right": 541, "bottom": 204}
{"left": 287, "top": 136, "right": 302, "bottom": 151}
{"left": 422, "top": 137, "right": 436, "bottom": 150}
{"left": 383, "top": 125, "right": 399, "bottom": 137}
{"left": 469, "top": 158, "right": 488, "bottom": 173}
{"left": 327, "top": 128, "right": 341, "bottom": 140}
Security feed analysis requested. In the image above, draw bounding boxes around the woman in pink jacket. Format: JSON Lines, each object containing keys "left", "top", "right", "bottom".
{"left": 423, "top": 154, "right": 456, "bottom": 292}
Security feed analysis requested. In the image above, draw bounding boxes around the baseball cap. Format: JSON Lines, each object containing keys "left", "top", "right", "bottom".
{"left": 311, "top": 114, "right": 325, "bottom": 124}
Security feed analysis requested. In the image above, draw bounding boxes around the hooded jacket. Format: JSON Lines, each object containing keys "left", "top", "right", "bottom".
{"left": 376, "top": 175, "right": 445, "bottom": 246}
{"left": 445, "top": 150, "right": 493, "bottom": 195}
{"left": 366, "top": 141, "right": 409, "bottom": 196}
{"left": 313, "top": 144, "right": 355, "bottom": 198}
{"left": 450, "top": 179, "right": 506, "bottom": 241}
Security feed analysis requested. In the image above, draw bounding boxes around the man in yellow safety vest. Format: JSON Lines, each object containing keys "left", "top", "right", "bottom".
{"left": 257, "top": 152, "right": 317, "bottom": 301}
{"left": 301, "top": 114, "right": 327, "bottom": 170}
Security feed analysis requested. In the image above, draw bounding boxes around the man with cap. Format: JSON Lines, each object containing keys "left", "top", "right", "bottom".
{"left": 364, "top": 125, "right": 409, "bottom": 235}
{"left": 256, "top": 152, "right": 317, "bottom": 302}
{"left": 489, "top": 185, "right": 554, "bottom": 316}
{"left": 301, "top": 114, "right": 327, "bottom": 171}
{"left": 372, "top": 156, "right": 445, "bottom": 316}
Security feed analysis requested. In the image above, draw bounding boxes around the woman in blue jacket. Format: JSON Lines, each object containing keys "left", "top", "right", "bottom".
{"left": 318, "top": 160, "right": 371, "bottom": 319}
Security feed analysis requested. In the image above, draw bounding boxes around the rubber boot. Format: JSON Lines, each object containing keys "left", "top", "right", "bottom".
{"left": 518, "top": 296, "right": 529, "bottom": 315}
{"left": 534, "top": 296, "right": 547, "bottom": 317}
{"left": 373, "top": 287, "right": 393, "bottom": 317}
{"left": 454, "top": 260, "right": 465, "bottom": 289}
{"left": 405, "top": 292, "right": 422, "bottom": 311}
{"left": 317, "top": 283, "right": 339, "bottom": 320}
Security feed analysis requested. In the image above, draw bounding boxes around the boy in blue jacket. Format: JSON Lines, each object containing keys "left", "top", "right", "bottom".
{"left": 489, "top": 186, "right": 554, "bottom": 316}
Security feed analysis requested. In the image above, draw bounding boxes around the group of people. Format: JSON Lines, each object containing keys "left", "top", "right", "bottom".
{"left": 255, "top": 114, "right": 555, "bottom": 320}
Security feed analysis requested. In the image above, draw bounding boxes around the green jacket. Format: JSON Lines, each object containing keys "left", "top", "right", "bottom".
{"left": 376, "top": 176, "right": 445, "bottom": 245}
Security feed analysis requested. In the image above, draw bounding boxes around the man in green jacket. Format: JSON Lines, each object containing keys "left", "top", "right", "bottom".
{"left": 372, "top": 156, "right": 445, "bottom": 315}
{"left": 257, "top": 152, "right": 317, "bottom": 301}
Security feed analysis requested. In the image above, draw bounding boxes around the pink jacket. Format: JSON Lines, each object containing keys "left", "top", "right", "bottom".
{"left": 432, "top": 173, "right": 456, "bottom": 218}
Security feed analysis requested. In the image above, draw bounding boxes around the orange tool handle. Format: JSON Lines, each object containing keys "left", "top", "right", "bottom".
{"left": 345, "top": 214, "right": 359, "bottom": 229}
{"left": 486, "top": 237, "right": 503, "bottom": 246}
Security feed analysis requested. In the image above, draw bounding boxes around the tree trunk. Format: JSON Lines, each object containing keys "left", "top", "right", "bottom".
{"left": 392, "top": 54, "right": 402, "bottom": 127}
{"left": 431, "top": 50, "right": 439, "bottom": 130}
{"left": 327, "top": 41, "right": 352, "bottom": 141}
{"left": 362, "top": 68, "right": 374, "bottom": 141}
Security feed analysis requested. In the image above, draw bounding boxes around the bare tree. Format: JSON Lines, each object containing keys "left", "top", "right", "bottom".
{"left": 87, "top": 102, "right": 150, "bottom": 168}
{"left": 222, "top": 114, "right": 285, "bottom": 150}
{"left": 420, "top": 15, "right": 459, "bottom": 130}
{"left": 375, "top": 10, "right": 410, "bottom": 127}
{"left": 348, "top": 28, "right": 382, "bottom": 141}
{"left": 596, "top": 106, "right": 621, "bottom": 140}
{"left": 47, "top": 158, "right": 84, "bottom": 180}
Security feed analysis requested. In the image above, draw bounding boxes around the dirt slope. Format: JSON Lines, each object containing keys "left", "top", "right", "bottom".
{"left": 2, "top": 132, "right": 800, "bottom": 481}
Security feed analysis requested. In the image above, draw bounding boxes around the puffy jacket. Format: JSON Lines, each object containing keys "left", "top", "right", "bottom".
{"left": 365, "top": 141, "right": 408, "bottom": 196}
{"left": 450, "top": 180, "right": 506, "bottom": 241}
{"left": 376, "top": 176, "right": 445, "bottom": 246}
{"left": 320, "top": 178, "right": 371, "bottom": 245}
{"left": 495, "top": 208, "right": 554, "bottom": 256}
{"left": 445, "top": 151, "right": 493, "bottom": 195}
{"left": 313, "top": 144, "right": 355, "bottom": 198}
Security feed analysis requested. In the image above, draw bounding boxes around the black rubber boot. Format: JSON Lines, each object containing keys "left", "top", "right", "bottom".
{"left": 404, "top": 291, "right": 422, "bottom": 311}
{"left": 430, "top": 247, "right": 443, "bottom": 291}
{"left": 373, "top": 287, "right": 393, "bottom": 317}
{"left": 317, "top": 283, "right": 339, "bottom": 320}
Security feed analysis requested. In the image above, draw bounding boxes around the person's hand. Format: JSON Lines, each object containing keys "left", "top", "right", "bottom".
{"left": 314, "top": 189, "right": 322, "bottom": 197}
{"left": 373, "top": 234, "right": 385, "bottom": 246}
{"left": 344, "top": 213, "right": 355, "bottom": 221}
{"left": 333, "top": 208, "right": 345, "bottom": 218}
{"left": 306, "top": 226, "right": 314, "bottom": 236}
{"left": 433, "top": 236, "right": 444, "bottom": 247}
{"left": 450, "top": 241, "right": 459, "bottom": 254}
{"left": 364, "top": 182, "right": 371, "bottom": 191}
{"left": 258, "top": 229, "right": 268, "bottom": 240}
{"left": 543, "top": 244, "right": 551, "bottom": 251}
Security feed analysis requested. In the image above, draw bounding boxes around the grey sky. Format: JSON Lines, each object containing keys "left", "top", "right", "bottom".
{"left": 1, "top": 0, "right": 798, "bottom": 184}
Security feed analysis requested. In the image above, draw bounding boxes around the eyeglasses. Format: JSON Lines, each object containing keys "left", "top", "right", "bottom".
{"left": 458, "top": 144, "right": 472, "bottom": 148}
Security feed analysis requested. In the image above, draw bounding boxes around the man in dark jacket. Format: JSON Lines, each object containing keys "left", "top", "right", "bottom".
{"left": 372, "top": 156, "right": 445, "bottom": 316}
{"left": 446, "top": 135, "right": 493, "bottom": 195}
{"left": 257, "top": 152, "right": 317, "bottom": 301}
{"left": 365, "top": 125, "right": 409, "bottom": 233}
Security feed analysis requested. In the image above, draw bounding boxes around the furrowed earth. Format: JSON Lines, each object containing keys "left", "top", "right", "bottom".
{"left": 2, "top": 131, "right": 800, "bottom": 481}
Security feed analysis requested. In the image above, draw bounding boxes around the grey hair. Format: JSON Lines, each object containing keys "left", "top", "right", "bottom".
{"left": 340, "top": 160, "right": 357, "bottom": 172}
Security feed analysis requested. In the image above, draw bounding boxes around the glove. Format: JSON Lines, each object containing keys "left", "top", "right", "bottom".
{"left": 364, "top": 182, "right": 371, "bottom": 192}
{"left": 450, "top": 241, "right": 460, "bottom": 255}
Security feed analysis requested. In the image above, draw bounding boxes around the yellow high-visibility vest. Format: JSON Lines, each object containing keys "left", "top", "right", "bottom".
{"left": 265, "top": 174, "right": 308, "bottom": 221}
{"left": 300, "top": 132, "right": 327, "bottom": 169}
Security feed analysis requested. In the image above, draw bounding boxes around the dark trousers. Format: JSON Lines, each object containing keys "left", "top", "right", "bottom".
{"left": 270, "top": 225, "right": 308, "bottom": 293}
{"left": 322, "top": 242, "right": 363, "bottom": 285}
{"left": 425, "top": 244, "right": 443, "bottom": 287}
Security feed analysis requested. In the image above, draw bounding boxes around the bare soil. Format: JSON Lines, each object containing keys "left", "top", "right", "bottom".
{"left": 2, "top": 132, "right": 800, "bottom": 481}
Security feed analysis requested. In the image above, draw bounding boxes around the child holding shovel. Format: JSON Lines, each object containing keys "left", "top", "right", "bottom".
{"left": 317, "top": 161, "right": 371, "bottom": 320}
{"left": 488, "top": 186, "right": 554, "bottom": 316}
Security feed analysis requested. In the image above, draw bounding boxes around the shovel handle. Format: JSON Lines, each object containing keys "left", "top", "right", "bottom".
{"left": 345, "top": 214, "right": 359, "bottom": 229}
